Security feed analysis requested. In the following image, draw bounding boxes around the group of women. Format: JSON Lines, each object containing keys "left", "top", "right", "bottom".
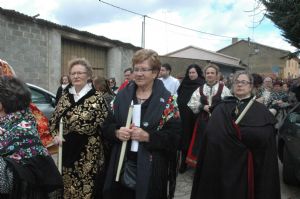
{"left": 0, "top": 48, "right": 281, "bottom": 199}
{"left": 177, "top": 62, "right": 280, "bottom": 199}
{"left": 49, "top": 50, "right": 181, "bottom": 199}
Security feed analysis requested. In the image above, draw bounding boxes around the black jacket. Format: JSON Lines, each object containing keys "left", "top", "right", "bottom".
{"left": 103, "top": 79, "right": 181, "bottom": 199}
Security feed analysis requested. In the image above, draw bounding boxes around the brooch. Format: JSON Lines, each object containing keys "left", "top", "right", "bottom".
{"left": 143, "top": 122, "right": 149, "bottom": 127}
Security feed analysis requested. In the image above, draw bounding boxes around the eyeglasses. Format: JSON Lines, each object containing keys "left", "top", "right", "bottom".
{"left": 133, "top": 67, "right": 153, "bottom": 73}
{"left": 70, "top": 71, "right": 87, "bottom": 76}
{"left": 234, "top": 80, "right": 251, "bottom": 86}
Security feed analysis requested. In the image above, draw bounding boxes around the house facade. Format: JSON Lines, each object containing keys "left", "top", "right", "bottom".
{"left": 0, "top": 7, "right": 140, "bottom": 92}
{"left": 284, "top": 58, "right": 300, "bottom": 79}
{"left": 163, "top": 45, "right": 246, "bottom": 78}
{"left": 218, "top": 39, "right": 299, "bottom": 79}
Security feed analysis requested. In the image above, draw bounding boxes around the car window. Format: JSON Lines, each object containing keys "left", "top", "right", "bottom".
{"left": 29, "top": 88, "right": 50, "bottom": 104}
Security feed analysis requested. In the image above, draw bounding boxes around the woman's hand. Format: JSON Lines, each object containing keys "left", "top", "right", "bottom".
{"left": 203, "top": 105, "right": 210, "bottom": 113}
{"left": 53, "top": 135, "right": 64, "bottom": 146}
{"left": 275, "top": 100, "right": 283, "bottom": 105}
{"left": 131, "top": 126, "right": 149, "bottom": 142}
{"left": 256, "top": 97, "right": 264, "bottom": 103}
{"left": 116, "top": 127, "right": 132, "bottom": 141}
{"left": 0, "top": 127, "right": 5, "bottom": 135}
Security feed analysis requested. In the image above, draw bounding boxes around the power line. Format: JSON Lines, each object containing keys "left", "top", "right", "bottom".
{"left": 98, "top": 0, "right": 239, "bottom": 39}
{"left": 99, "top": 0, "right": 144, "bottom": 17}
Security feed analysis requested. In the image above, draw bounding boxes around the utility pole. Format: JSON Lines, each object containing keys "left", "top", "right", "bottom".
{"left": 141, "top": 15, "right": 146, "bottom": 48}
{"left": 247, "top": 37, "right": 251, "bottom": 72}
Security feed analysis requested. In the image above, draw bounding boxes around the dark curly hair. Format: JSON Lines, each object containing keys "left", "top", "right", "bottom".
{"left": 0, "top": 77, "right": 31, "bottom": 114}
{"left": 185, "top": 64, "right": 204, "bottom": 79}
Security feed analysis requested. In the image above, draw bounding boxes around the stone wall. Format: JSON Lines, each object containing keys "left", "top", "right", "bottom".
{"left": 0, "top": 14, "right": 52, "bottom": 89}
{"left": 159, "top": 56, "right": 241, "bottom": 79}
{"left": 0, "top": 11, "right": 138, "bottom": 92}
{"left": 218, "top": 41, "right": 289, "bottom": 77}
{"left": 107, "top": 46, "right": 136, "bottom": 86}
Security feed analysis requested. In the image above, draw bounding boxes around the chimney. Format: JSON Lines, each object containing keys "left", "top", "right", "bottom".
{"left": 232, "top": 37, "right": 238, "bottom": 44}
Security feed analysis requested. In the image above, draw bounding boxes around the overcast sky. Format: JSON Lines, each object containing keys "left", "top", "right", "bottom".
{"left": 0, "top": 0, "right": 296, "bottom": 55}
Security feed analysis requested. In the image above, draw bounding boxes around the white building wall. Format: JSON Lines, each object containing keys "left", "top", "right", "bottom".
{"left": 169, "top": 48, "right": 240, "bottom": 66}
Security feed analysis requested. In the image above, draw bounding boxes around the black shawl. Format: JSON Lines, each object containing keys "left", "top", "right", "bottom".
{"left": 177, "top": 77, "right": 205, "bottom": 107}
{"left": 191, "top": 97, "right": 280, "bottom": 199}
{"left": 4, "top": 156, "right": 63, "bottom": 199}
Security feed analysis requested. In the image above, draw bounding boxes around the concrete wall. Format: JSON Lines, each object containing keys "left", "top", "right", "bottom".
{"left": 219, "top": 41, "right": 289, "bottom": 76}
{"left": 107, "top": 46, "right": 136, "bottom": 86}
{"left": 48, "top": 30, "right": 61, "bottom": 93}
{"left": 159, "top": 56, "right": 207, "bottom": 79}
{"left": 0, "top": 14, "right": 51, "bottom": 89}
{"left": 0, "top": 11, "right": 138, "bottom": 92}
{"left": 168, "top": 48, "right": 240, "bottom": 66}
{"left": 159, "top": 56, "right": 242, "bottom": 79}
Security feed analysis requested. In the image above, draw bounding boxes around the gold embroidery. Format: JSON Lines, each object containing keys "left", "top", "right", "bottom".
{"left": 62, "top": 136, "right": 105, "bottom": 198}
{"left": 49, "top": 93, "right": 108, "bottom": 136}
{"left": 49, "top": 92, "right": 108, "bottom": 198}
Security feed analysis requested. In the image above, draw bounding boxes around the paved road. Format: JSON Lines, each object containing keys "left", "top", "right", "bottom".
{"left": 52, "top": 155, "right": 299, "bottom": 198}
{"left": 174, "top": 161, "right": 300, "bottom": 199}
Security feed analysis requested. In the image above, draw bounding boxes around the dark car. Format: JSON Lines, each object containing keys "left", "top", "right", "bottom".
{"left": 277, "top": 102, "right": 300, "bottom": 185}
{"left": 27, "top": 83, "right": 56, "bottom": 119}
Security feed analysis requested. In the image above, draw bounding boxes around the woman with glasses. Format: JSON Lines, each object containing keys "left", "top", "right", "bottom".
{"left": 49, "top": 58, "right": 109, "bottom": 198}
{"left": 191, "top": 71, "right": 280, "bottom": 199}
{"left": 103, "top": 49, "right": 181, "bottom": 199}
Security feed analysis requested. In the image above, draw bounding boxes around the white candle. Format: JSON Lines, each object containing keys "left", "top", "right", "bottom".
{"left": 58, "top": 118, "right": 63, "bottom": 174}
{"left": 115, "top": 101, "right": 133, "bottom": 181}
{"left": 235, "top": 96, "right": 256, "bottom": 124}
{"left": 131, "top": 104, "right": 141, "bottom": 152}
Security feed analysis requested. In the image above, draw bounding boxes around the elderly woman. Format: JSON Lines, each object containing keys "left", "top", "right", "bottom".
{"left": 191, "top": 71, "right": 280, "bottom": 199}
{"left": 103, "top": 49, "right": 181, "bottom": 199}
{"left": 0, "top": 77, "right": 63, "bottom": 198}
{"left": 49, "top": 58, "right": 109, "bottom": 198}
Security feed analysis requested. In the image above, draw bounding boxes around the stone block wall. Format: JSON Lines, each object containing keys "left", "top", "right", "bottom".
{"left": 107, "top": 47, "right": 136, "bottom": 86}
{"left": 0, "top": 14, "right": 50, "bottom": 89}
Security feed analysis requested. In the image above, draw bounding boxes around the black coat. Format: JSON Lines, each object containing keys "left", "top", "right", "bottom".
{"left": 191, "top": 97, "right": 281, "bottom": 199}
{"left": 103, "top": 79, "right": 181, "bottom": 199}
{"left": 177, "top": 77, "right": 205, "bottom": 153}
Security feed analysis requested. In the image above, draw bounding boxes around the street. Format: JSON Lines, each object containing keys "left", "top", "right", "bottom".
{"left": 52, "top": 153, "right": 300, "bottom": 198}
{"left": 174, "top": 161, "right": 300, "bottom": 199}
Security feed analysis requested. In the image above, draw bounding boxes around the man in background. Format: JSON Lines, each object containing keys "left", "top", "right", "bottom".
{"left": 118, "top": 67, "right": 134, "bottom": 91}
{"left": 159, "top": 63, "right": 180, "bottom": 95}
